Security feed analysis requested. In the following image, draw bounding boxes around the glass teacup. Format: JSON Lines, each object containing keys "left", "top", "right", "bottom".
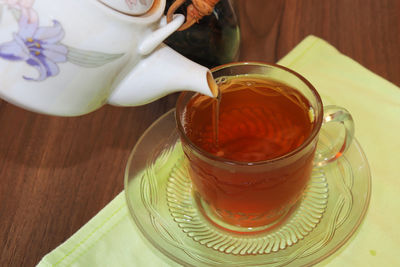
{"left": 176, "top": 62, "right": 354, "bottom": 233}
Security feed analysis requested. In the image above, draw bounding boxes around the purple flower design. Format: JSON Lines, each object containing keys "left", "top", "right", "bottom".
{"left": 0, "top": 15, "right": 68, "bottom": 81}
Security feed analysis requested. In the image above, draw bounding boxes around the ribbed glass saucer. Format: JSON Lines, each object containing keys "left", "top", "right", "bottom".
{"left": 124, "top": 109, "right": 371, "bottom": 267}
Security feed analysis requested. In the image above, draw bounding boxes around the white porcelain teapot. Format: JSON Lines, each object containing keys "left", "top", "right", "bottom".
{"left": 0, "top": 0, "right": 218, "bottom": 116}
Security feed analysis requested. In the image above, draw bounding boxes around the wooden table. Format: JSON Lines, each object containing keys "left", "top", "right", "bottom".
{"left": 1, "top": 0, "right": 399, "bottom": 266}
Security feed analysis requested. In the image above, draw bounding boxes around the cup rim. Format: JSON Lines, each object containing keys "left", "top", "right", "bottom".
{"left": 175, "top": 61, "right": 323, "bottom": 166}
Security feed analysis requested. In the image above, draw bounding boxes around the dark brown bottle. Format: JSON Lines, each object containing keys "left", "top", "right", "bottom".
{"left": 164, "top": 0, "right": 240, "bottom": 68}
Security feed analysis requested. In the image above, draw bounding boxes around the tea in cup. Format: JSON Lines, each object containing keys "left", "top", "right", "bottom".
{"left": 176, "top": 62, "right": 354, "bottom": 233}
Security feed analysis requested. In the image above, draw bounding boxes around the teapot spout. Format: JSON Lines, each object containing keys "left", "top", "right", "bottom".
{"left": 108, "top": 44, "right": 218, "bottom": 106}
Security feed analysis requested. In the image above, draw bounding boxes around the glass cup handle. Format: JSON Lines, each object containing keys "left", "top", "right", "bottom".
{"left": 314, "top": 105, "right": 355, "bottom": 167}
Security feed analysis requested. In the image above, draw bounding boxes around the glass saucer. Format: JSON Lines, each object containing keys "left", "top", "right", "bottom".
{"left": 124, "top": 109, "right": 371, "bottom": 267}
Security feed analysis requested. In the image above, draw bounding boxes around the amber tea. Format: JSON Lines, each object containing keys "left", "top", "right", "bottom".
{"left": 183, "top": 77, "right": 313, "bottom": 161}
{"left": 178, "top": 75, "right": 317, "bottom": 230}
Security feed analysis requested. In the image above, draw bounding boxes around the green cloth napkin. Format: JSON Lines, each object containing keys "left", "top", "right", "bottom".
{"left": 37, "top": 36, "right": 400, "bottom": 267}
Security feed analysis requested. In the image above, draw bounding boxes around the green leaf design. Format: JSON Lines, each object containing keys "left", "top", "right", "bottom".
{"left": 10, "top": 7, "right": 20, "bottom": 20}
{"left": 0, "top": 5, "right": 22, "bottom": 21}
{"left": 67, "top": 46, "right": 124, "bottom": 68}
{"left": 0, "top": 5, "right": 20, "bottom": 22}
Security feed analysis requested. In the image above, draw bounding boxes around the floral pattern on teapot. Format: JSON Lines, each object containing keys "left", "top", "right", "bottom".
{"left": 0, "top": 0, "right": 124, "bottom": 81}
{"left": 125, "top": 0, "right": 151, "bottom": 10}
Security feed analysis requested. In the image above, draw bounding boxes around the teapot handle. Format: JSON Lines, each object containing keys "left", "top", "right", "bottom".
{"left": 139, "top": 14, "right": 185, "bottom": 55}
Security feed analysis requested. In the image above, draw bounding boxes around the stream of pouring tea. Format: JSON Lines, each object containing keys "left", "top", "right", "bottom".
{"left": 212, "top": 88, "right": 221, "bottom": 149}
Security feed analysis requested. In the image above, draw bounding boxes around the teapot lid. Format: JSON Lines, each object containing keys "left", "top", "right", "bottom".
{"left": 99, "top": 0, "right": 155, "bottom": 16}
